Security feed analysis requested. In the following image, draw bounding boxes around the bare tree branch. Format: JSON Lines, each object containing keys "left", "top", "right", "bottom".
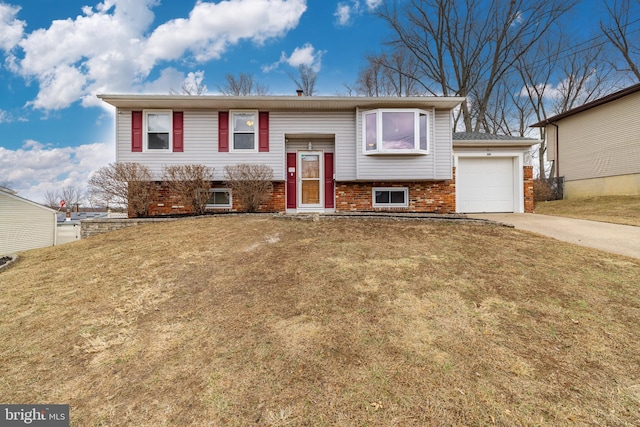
{"left": 218, "top": 73, "right": 269, "bottom": 96}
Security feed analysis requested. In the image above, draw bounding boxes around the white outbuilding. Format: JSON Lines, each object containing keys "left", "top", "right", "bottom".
{"left": 0, "top": 187, "right": 58, "bottom": 255}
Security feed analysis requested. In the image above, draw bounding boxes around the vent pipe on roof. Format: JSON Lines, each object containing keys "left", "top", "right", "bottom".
{"left": 296, "top": 89, "right": 304, "bottom": 97}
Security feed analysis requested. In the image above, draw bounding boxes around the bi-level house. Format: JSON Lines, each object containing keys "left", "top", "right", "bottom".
{"left": 98, "top": 94, "right": 535, "bottom": 216}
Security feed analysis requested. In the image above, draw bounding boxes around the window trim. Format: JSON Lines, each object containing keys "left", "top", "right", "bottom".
{"left": 143, "top": 110, "right": 173, "bottom": 152}
{"left": 204, "top": 188, "right": 232, "bottom": 209}
{"left": 372, "top": 187, "right": 409, "bottom": 208}
{"left": 230, "top": 110, "right": 258, "bottom": 152}
{"left": 362, "top": 108, "right": 430, "bottom": 155}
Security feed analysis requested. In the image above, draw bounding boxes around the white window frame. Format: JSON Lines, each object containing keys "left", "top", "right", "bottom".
{"left": 362, "top": 108, "right": 430, "bottom": 155}
{"left": 144, "top": 110, "right": 173, "bottom": 152}
{"left": 230, "top": 110, "right": 258, "bottom": 152}
{"left": 372, "top": 187, "right": 409, "bottom": 208}
{"left": 204, "top": 188, "right": 232, "bottom": 209}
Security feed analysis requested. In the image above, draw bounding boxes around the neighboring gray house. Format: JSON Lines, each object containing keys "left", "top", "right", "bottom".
{"left": 0, "top": 187, "right": 57, "bottom": 255}
{"left": 531, "top": 83, "right": 640, "bottom": 199}
{"left": 98, "top": 94, "right": 536, "bottom": 214}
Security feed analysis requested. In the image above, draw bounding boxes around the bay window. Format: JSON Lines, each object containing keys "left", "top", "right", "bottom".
{"left": 363, "top": 109, "right": 430, "bottom": 154}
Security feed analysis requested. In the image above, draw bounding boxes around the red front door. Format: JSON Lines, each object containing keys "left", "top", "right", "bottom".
{"left": 286, "top": 152, "right": 296, "bottom": 209}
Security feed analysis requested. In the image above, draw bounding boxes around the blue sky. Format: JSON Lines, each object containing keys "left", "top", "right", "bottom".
{"left": 0, "top": 0, "right": 606, "bottom": 203}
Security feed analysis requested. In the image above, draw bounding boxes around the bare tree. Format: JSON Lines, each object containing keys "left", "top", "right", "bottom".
{"left": 170, "top": 71, "right": 208, "bottom": 95}
{"left": 377, "top": 0, "right": 576, "bottom": 131}
{"left": 515, "top": 31, "right": 614, "bottom": 179}
{"left": 289, "top": 65, "right": 317, "bottom": 96}
{"left": 223, "top": 164, "right": 274, "bottom": 212}
{"left": 60, "top": 185, "right": 85, "bottom": 210}
{"left": 355, "top": 49, "right": 424, "bottom": 96}
{"left": 162, "top": 164, "right": 214, "bottom": 215}
{"left": 600, "top": 0, "right": 640, "bottom": 82}
{"left": 88, "top": 162, "right": 153, "bottom": 217}
{"left": 43, "top": 189, "right": 61, "bottom": 209}
{"left": 219, "top": 73, "right": 269, "bottom": 96}
{"left": 42, "top": 186, "right": 85, "bottom": 209}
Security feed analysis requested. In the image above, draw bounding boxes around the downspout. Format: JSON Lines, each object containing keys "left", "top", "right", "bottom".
{"left": 550, "top": 122, "right": 559, "bottom": 179}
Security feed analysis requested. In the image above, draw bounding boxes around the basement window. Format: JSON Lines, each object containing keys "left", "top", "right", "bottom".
{"left": 204, "top": 189, "right": 232, "bottom": 208}
{"left": 372, "top": 187, "right": 409, "bottom": 208}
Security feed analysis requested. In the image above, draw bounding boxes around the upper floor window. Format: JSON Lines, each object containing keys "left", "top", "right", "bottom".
{"left": 231, "top": 111, "right": 257, "bottom": 151}
{"left": 363, "top": 109, "right": 430, "bottom": 154}
{"left": 145, "top": 111, "right": 172, "bottom": 151}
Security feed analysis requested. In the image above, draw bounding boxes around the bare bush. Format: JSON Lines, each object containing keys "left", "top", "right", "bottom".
{"left": 88, "top": 162, "right": 153, "bottom": 217}
{"left": 162, "top": 164, "right": 214, "bottom": 215}
{"left": 534, "top": 178, "right": 564, "bottom": 202}
{"left": 223, "top": 164, "right": 274, "bottom": 212}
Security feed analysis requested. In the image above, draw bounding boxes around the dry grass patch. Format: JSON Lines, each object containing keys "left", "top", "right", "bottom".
{"left": 535, "top": 195, "right": 640, "bottom": 226}
{"left": 1, "top": 216, "right": 640, "bottom": 426}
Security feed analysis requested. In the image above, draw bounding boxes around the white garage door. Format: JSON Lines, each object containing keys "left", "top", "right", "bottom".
{"left": 458, "top": 157, "right": 515, "bottom": 213}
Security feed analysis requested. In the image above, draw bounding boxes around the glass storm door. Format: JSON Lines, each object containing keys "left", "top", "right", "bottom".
{"left": 299, "top": 152, "right": 322, "bottom": 208}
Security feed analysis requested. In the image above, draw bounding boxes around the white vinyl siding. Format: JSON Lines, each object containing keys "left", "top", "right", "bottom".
{"left": 116, "top": 107, "right": 453, "bottom": 183}
{"left": 0, "top": 192, "right": 57, "bottom": 255}
{"left": 117, "top": 110, "right": 284, "bottom": 181}
{"left": 356, "top": 108, "right": 452, "bottom": 180}
{"left": 270, "top": 111, "right": 355, "bottom": 180}
{"left": 556, "top": 90, "right": 640, "bottom": 182}
{"left": 285, "top": 140, "right": 335, "bottom": 153}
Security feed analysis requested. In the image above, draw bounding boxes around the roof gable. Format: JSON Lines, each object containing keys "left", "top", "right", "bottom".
{"left": 0, "top": 188, "right": 57, "bottom": 214}
{"left": 530, "top": 82, "right": 640, "bottom": 127}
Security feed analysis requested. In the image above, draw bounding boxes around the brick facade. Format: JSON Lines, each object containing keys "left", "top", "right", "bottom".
{"left": 524, "top": 165, "right": 534, "bottom": 213}
{"left": 132, "top": 166, "right": 533, "bottom": 217}
{"left": 335, "top": 179, "right": 456, "bottom": 213}
{"left": 139, "top": 181, "right": 286, "bottom": 217}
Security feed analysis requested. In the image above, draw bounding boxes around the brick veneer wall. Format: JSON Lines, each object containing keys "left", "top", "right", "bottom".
{"left": 140, "top": 181, "right": 286, "bottom": 217}
{"left": 524, "top": 166, "right": 534, "bottom": 213}
{"left": 336, "top": 172, "right": 456, "bottom": 214}
{"left": 131, "top": 165, "right": 532, "bottom": 217}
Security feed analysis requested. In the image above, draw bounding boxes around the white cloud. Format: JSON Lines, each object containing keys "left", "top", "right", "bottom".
{"left": 334, "top": 0, "right": 380, "bottom": 27}
{"left": 0, "top": 109, "right": 10, "bottom": 123}
{"left": 8, "top": 0, "right": 306, "bottom": 111}
{"left": 0, "top": 2, "right": 24, "bottom": 51}
{"left": 334, "top": 3, "right": 353, "bottom": 26}
{"left": 263, "top": 42, "right": 325, "bottom": 73}
{"left": 0, "top": 139, "right": 114, "bottom": 204}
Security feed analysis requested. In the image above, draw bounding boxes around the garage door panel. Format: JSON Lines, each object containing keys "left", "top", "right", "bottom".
{"left": 458, "top": 157, "right": 514, "bottom": 213}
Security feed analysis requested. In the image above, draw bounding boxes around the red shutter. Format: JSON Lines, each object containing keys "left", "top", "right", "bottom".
{"left": 173, "top": 111, "right": 183, "bottom": 152}
{"left": 131, "top": 111, "right": 143, "bottom": 152}
{"left": 218, "top": 111, "right": 229, "bottom": 152}
{"left": 286, "top": 153, "right": 297, "bottom": 209}
{"left": 258, "top": 111, "right": 269, "bottom": 152}
{"left": 324, "top": 152, "right": 334, "bottom": 208}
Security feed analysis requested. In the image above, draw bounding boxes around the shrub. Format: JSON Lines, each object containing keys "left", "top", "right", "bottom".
{"left": 223, "top": 164, "right": 274, "bottom": 212}
{"left": 534, "top": 177, "right": 564, "bottom": 202}
{"left": 162, "top": 164, "right": 215, "bottom": 215}
{"left": 88, "top": 162, "right": 153, "bottom": 217}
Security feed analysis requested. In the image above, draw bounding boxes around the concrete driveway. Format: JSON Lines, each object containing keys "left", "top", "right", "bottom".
{"left": 468, "top": 213, "right": 640, "bottom": 260}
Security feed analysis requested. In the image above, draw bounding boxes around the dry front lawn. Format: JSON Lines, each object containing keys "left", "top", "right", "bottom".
{"left": 1, "top": 216, "right": 640, "bottom": 426}
{"left": 535, "top": 195, "right": 640, "bottom": 227}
